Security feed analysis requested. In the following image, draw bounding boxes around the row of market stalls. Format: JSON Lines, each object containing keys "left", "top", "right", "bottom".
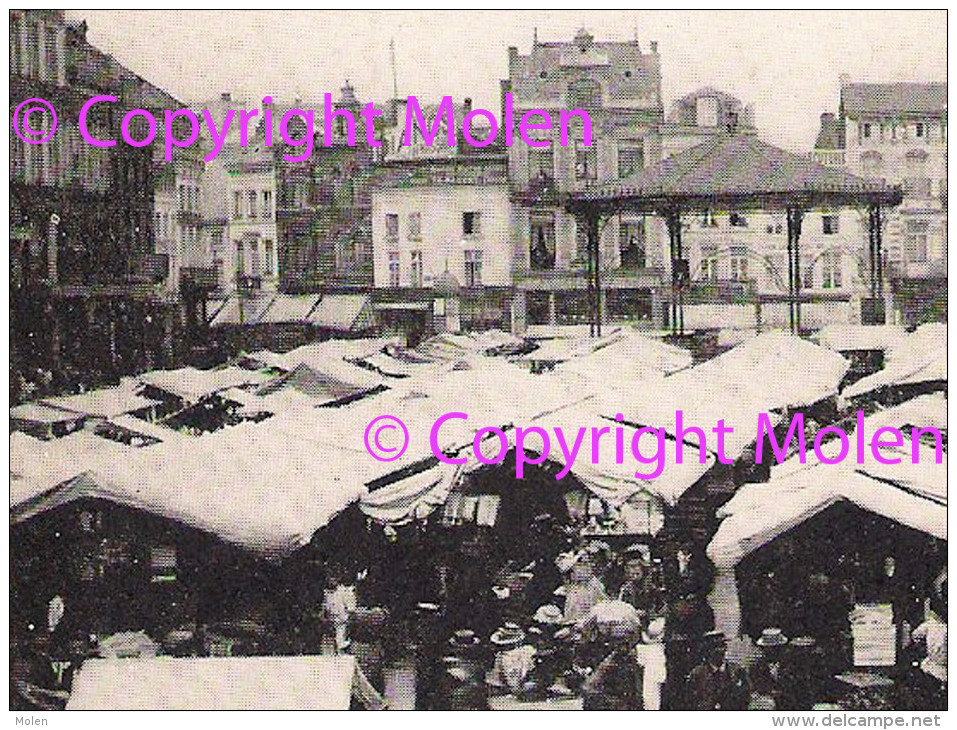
{"left": 10, "top": 321, "right": 946, "bottom": 708}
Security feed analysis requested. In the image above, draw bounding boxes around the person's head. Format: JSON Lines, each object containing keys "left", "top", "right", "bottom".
{"left": 884, "top": 556, "right": 896, "bottom": 577}
{"left": 623, "top": 557, "right": 646, "bottom": 582}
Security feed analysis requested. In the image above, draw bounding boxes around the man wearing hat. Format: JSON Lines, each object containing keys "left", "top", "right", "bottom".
{"left": 578, "top": 600, "right": 644, "bottom": 710}
{"left": 750, "top": 628, "right": 789, "bottom": 710}
{"left": 686, "top": 630, "right": 750, "bottom": 710}
{"left": 635, "top": 617, "right": 668, "bottom": 710}
{"left": 487, "top": 624, "right": 537, "bottom": 697}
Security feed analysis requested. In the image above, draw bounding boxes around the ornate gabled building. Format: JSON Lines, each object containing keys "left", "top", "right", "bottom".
{"left": 504, "top": 29, "right": 667, "bottom": 330}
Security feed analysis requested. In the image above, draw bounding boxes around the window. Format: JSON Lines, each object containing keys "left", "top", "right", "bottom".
{"left": 575, "top": 142, "right": 597, "bottom": 180}
{"left": 236, "top": 241, "right": 245, "bottom": 275}
{"left": 264, "top": 240, "right": 274, "bottom": 274}
{"left": 729, "top": 246, "right": 749, "bottom": 281}
{"left": 903, "top": 178, "right": 932, "bottom": 198}
{"left": 619, "top": 220, "right": 646, "bottom": 269}
{"left": 822, "top": 215, "right": 839, "bottom": 235}
{"left": 528, "top": 146, "right": 554, "bottom": 181}
{"left": 729, "top": 212, "right": 748, "bottom": 228}
{"left": 802, "top": 258, "right": 814, "bottom": 289}
{"left": 916, "top": 122, "right": 925, "bottom": 138}
{"left": 530, "top": 214, "right": 556, "bottom": 270}
{"left": 700, "top": 210, "right": 719, "bottom": 228}
{"left": 248, "top": 190, "right": 257, "bottom": 219}
{"left": 699, "top": 245, "right": 718, "bottom": 282}
{"left": 263, "top": 190, "right": 272, "bottom": 218}
{"left": 385, "top": 213, "right": 399, "bottom": 240}
{"left": 408, "top": 212, "right": 422, "bottom": 240}
{"left": 23, "top": 20, "right": 39, "bottom": 79}
{"left": 388, "top": 252, "right": 400, "bottom": 286}
{"left": 904, "top": 220, "right": 929, "bottom": 263}
{"left": 463, "top": 212, "right": 481, "bottom": 236}
{"left": 863, "top": 123, "right": 871, "bottom": 139}
{"left": 410, "top": 250, "right": 423, "bottom": 287}
{"left": 233, "top": 191, "right": 242, "bottom": 219}
{"left": 178, "top": 185, "right": 186, "bottom": 211}
{"left": 567, "top": 78, "right": 602, "bottom": 109}
{"left": 696, "top": 96, "right": 719, "bottom": 127}
{"left": 618, "top": 143, "right": 644, "bottom": 179}
{"left": 44, "top": 26, "right": 57, "bottom": 81}
{"left": 821, "top": 251, "right": 842, "bottom": 289}
{"left": 464, "top": 249, "right": 483, "bottom": 287}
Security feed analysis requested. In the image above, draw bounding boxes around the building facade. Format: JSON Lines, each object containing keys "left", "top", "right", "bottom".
{"left": 814, "top": 78, "right": 947, "bottom": 325}
{"left": 277, "top": 83, "right": 377, "bottom": 294}
{"left": 372, "top": 99, "right": 513, "bottom": 338}
{"left": 9, "top": 10, "right": 183, "bottom": 398}
{"left": 505, "top": 29, "right": 667, "bottom": 330}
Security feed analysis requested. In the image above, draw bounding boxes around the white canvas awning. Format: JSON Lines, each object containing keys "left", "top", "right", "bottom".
{"left": 843, "top": 323, "right": 946, "bottom": 398}
{"left": 67, "top": 655, "right": 356, "bottom": 710}
{"left": 708, "top": 400, "right": 947, "bottom": 569}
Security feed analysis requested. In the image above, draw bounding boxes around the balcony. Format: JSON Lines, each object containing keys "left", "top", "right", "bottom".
{"left": 130, "top": 252, "right": 169, "bottom": 284}
{"left": 887, "top": 259, "right": 946, "bottom": 280}
{"left": 180, "top": 266, "right": 219, "bottom": 292}
{"left": 512, "top": 175, "right": 564, "bottom": 206}
{"left": 811, "top": 149, "right": 846, "bottom": 167}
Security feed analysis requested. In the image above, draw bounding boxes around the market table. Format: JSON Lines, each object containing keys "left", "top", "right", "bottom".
{"left": 488, "top": 695, "right": 584, "bottom": 710}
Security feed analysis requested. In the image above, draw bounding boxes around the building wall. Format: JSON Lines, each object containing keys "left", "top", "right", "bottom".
{"left": 506, "top": 31, "right": 668, "bottom": 328}
{"left": 372, "top": 184, "right": 512, "bottom": 289}
{"left": 225, "top": 163, "right": 279, "bottom": 291}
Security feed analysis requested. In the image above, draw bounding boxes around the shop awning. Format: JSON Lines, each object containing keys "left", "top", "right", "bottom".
{"left": 842, "top": 323, "right": 946, "bottom": 398}
{"left": 66, "top": 655, "right": 356, "bottom": 710}
{"left": 307, "top": 294, "right": 375, "bottom": 331}
{"left": 257, "top": 294, "right": 322, "bottom": 324}
{"left": 41, "top": 383, "right": 160, "bottom": 419}
{"left": 707, "top": 400, "right": 947, "bottom": 569}
{"left": 256, "top": 362, "right": 383, "bottom": 405}
{"left": 208, "top": 295, "right": 276, "bottom": 327}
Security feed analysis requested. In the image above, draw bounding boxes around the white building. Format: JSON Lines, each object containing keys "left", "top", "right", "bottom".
{"left": 813, "top": 78, "right": 947, "bottom": 325}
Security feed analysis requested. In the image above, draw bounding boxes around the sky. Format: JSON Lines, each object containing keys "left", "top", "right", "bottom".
{"left": 68, "top": 10, "right": 946, "bottom": 153}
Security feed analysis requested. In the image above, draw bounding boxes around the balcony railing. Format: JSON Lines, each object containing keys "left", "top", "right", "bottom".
{"left": 810, "top": 149, "right": 846, "bottom": 167}
{"left": 180, "top": 266, "right": 219, "bottom": 291}
{"left": 130, "top": 252, "right": 169, "bottom": 283}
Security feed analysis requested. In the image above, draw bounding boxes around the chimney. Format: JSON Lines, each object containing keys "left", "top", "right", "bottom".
{"left": 650, "top": 40, "right": 658, "bottom": 54}
{"left": 464, "top": 97, "right": 473, "bottom": 115}
{"left": 221, "top": 91, "right": 232, "bottom": 102}
{"left": 839, "top": 73, "right": 851, "bottom": 89}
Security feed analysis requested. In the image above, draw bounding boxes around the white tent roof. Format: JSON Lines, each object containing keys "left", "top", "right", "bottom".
{"left": 41, "top": 382, "right": 159, "bottom": 418}
{"left": 67, "top": 655, "right": 355, "bottom": 710}
{"left": 609, "top": 332, "right": 849, "bottom": 462}
{"left": 138, "top": 366, "right": 271, "bottom": 402}
{"left": 527, "top": 401, "right": 717, "bottom": 505}
{"left": 708, "top": 400, "right": 947, "bottom": 569}
{"left": 843, "top": 323, "right": 946, "bottom": 398}
{"left": 546, "top": 329, "right": 692, "bottom": 384}
{"left": 814, "top": 324, "right": 908, "bottom": 352}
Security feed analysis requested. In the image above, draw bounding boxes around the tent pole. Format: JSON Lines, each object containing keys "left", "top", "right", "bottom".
{"left": 786, "top": 208, "right": 795, "bottom": 334}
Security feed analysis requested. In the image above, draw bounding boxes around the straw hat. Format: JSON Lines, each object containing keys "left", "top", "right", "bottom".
{"left": 448, "top": 629, "right": 481, "bottom": 650}
{"left": 642, "top": 617, "right": 666, "bottom": 643}
{"left": 533, "top": 604, "right": 564, "bottom": 625}
{"left": 589, "top": 600, "right": 642, "bottom": 641}
{"left": 490, "top": 623, "right": 526, "bottom": 649}
{"left": 756, "top": 628, "right": 788, "bottom": 648}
